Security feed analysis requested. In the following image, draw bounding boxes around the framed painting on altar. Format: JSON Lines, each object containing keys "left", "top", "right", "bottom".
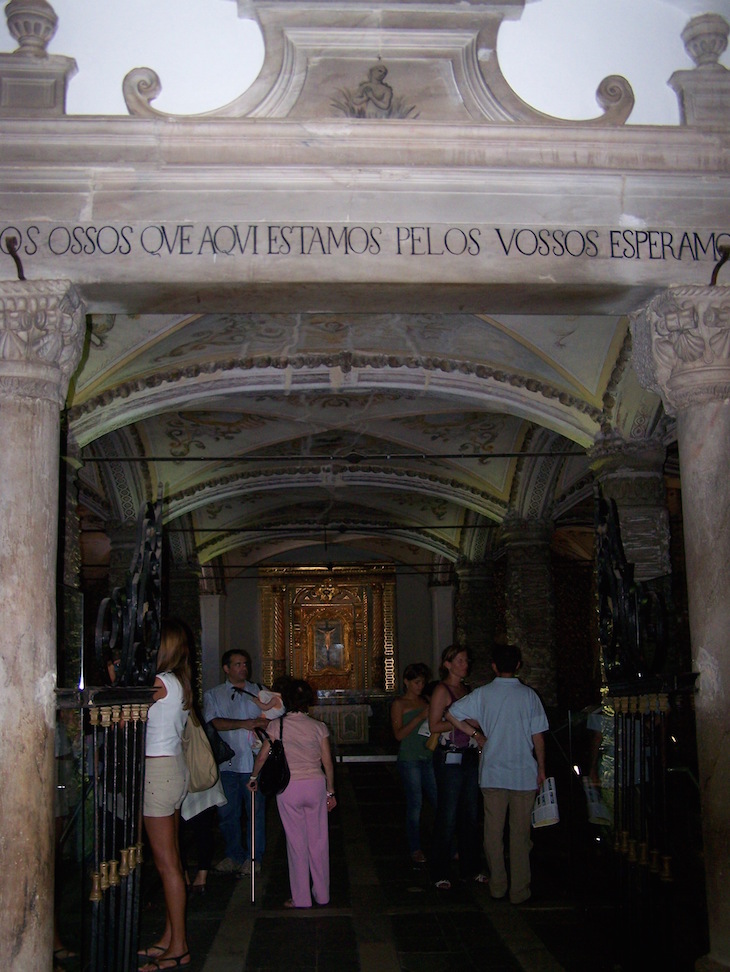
{"left": 306, "top": 607, "right": 354, "bottom": 678}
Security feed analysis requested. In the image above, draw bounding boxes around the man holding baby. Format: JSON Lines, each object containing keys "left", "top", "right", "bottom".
{"left": 204, "top": 650, "right": 271, "bottom": 875}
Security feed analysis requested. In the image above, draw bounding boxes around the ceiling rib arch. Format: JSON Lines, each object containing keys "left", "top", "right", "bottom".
{"left": 72, "top": 356, "right": 603, "bottom": 450}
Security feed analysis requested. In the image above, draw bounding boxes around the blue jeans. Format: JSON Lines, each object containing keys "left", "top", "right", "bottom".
{"left": 217, "top": 771, "right": 266, "bottom": 864}
{"left": 430, "top": 747, "right": 481, "bottom": 882}
{"left": 397, "top": 758, "right": 438, "bottom": 854}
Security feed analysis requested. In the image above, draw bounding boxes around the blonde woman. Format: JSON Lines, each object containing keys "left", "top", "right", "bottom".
{"left": 138, "top": 619, "right": 193, "bottom": 972}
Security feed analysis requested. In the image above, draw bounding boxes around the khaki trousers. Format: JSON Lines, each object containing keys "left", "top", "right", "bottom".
{"left": 482, "top": 787, "right": 535, "bottom": 904}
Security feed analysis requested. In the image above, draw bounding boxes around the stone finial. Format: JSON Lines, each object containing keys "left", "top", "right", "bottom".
{"left": 631, "top": 286, "right": 730, "bottom": 416}
{"left": 0, "top": 0, "right": 76, "bottom": 116}
{"left": 681, "top": 13, "right": 729, "bottom": 68}
{"left": 669, "top": 14, "right": 730, "bottom": 127}
{"left": 5, "top": 0, "right": 58, "bottom": 58}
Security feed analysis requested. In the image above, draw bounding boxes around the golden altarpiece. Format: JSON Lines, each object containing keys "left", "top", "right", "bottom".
{"left": 258, "top": 566, "right": 398, "bottom": 744}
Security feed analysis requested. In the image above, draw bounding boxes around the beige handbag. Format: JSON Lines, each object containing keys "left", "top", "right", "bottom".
{"left": 425, "top": 731, "right": 441, "bottom": 752}
{"left": 182, "top": 710, "right": 220, "bottom": 793}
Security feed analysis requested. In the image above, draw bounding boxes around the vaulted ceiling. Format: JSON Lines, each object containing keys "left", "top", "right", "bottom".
{"left": 68, "top": 307, "right": 664, "bottom": 584}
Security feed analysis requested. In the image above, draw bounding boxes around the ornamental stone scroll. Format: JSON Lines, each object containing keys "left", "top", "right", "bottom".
{"left": 0, "top": 280, "right": 86, "bottom": 405}
{"left": 630, "top": 285, "right": 730, "bottom": 417}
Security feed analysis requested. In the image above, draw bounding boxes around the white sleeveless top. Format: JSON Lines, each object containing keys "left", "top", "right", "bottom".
{"left": 146, "top": 672, "right": 188, "bottom": 756}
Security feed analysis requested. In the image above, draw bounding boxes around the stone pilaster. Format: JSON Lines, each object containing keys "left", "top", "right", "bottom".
{"left": 632, "top": 285, "right": 730, "bottom": 969}
{"left": 454, "top": 560, "right": 492, "bottom": 685}
{"left": 589, "top": 433, "right": 671, "bottom": 583}
{"left": 499, "top": 518, "right": 558, "bottom": 707}
{"left": 0, "top": 280, "right": 85, "bottom": 971}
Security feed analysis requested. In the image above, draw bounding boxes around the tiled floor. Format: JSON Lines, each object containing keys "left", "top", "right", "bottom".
{"left": 60, "top": 757, "right": 706, "bottom": 971}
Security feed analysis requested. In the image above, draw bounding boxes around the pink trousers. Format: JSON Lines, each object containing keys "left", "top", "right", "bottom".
{"left": 276, "top": 777, "right": 330, "bottom": 907}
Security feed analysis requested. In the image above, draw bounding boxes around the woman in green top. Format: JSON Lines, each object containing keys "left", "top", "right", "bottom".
{"left": 390, "top": 663, "right": 437, "bottom": 863}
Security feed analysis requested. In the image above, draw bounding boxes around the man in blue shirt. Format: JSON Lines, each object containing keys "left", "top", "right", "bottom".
{"left": 446, "top": 643, "right": 548, "bottom": 904}
{"left": 204, "top": 650, "right": 269, "bottom": 874}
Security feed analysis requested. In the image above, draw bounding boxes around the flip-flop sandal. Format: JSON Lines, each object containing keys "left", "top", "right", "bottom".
{"left": 141, "top": 952, "right": 190, "bottom": 970}
{"left": 138, "top": 945, "right": 166, "bottom": 959}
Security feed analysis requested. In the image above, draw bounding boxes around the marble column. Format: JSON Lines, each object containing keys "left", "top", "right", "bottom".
{"left": 0, "top": 281, "right": 85, "bottom": 970}
{"left": 499, "top": 517, "right": 558, "bottom": 707}
{"left": 632, "top": 284, "right": 730, "bottom": 970}
{"left": 454, "top": 560, "right": 492, "bottom": 685}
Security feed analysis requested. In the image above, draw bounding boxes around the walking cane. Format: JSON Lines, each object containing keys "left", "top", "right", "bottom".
{"left": 250, "top": 788, "right": 256, "bottom": 904}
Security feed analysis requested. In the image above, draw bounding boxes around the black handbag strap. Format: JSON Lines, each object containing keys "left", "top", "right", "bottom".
{"left": 256, "top": 713, "right": 285, "bottom": 747}
{"left": 236, "top": 682, "right": 263, "bottom": 700}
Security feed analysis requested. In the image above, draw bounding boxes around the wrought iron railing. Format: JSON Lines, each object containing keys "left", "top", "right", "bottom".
{"left": 55, "top": 489, "right": 164, "bottom": 969}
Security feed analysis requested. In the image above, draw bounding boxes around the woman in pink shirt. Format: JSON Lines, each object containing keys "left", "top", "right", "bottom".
{"left": 248, "top": 678, "right": 337, "bottom": 908}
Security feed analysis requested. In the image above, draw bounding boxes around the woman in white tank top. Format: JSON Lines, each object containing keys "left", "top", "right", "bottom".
{"left": 138, "top": 620, "right": 193, "bottom": 972}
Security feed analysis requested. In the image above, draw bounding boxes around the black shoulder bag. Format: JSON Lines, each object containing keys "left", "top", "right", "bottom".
{"left": 255, "top": 716, "right": 291, "bottom": 796}
{"left": 203, "top": 719, "right": 235, "bottom": 765}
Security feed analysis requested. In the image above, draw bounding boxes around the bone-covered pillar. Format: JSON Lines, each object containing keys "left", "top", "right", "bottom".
{"left": 0, "top": 281, "right": 85, "bottom": 970}
{"left": 499, "top": 516, "right": 558, "bottom": 707}
{"left": 632, "top": 285, "right": 730, "bottom": 969}
{"left": 589, "top": 433, "right": 671, "bottom": 583}
{"left": 454, "top": 559, "right": 493, "bottom": 685}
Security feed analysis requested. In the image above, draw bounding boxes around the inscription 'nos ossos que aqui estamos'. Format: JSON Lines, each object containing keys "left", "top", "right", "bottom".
{"left": 0, "top": 222, "right": 727, "bottom": 263}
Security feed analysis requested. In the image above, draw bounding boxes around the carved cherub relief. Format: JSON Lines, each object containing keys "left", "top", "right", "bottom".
{"left": 332, "top": 62, "right": 418, "bottom": 119}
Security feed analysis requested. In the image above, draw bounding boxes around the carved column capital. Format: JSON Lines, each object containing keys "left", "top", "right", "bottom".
{"left": 631, "top": 285, "right": 730, "bottom": 416}
{"left": 588, "top": 432, "right": 667, "bottom": 507}
{"left": 0, "top": 281, "right": 85, "bottom": 404}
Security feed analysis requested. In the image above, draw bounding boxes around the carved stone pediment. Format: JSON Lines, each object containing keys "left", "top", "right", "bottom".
{"left": 123, "top": 0, "right": 634, "bottom": 125}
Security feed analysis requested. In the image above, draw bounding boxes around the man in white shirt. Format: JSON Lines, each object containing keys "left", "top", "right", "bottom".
{"left": 446, "top": 643, "right": 548, "bottom": 904}
{"left": 204, "top": 650, "right": 269, "bottom": 874}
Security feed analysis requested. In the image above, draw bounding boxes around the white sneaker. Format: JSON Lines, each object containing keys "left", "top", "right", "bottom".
{"left": 214, "top": 857, "right": 243, "bottom": 874}
{"left": 240, "top": 859, "right": 252, "bottom": 875}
